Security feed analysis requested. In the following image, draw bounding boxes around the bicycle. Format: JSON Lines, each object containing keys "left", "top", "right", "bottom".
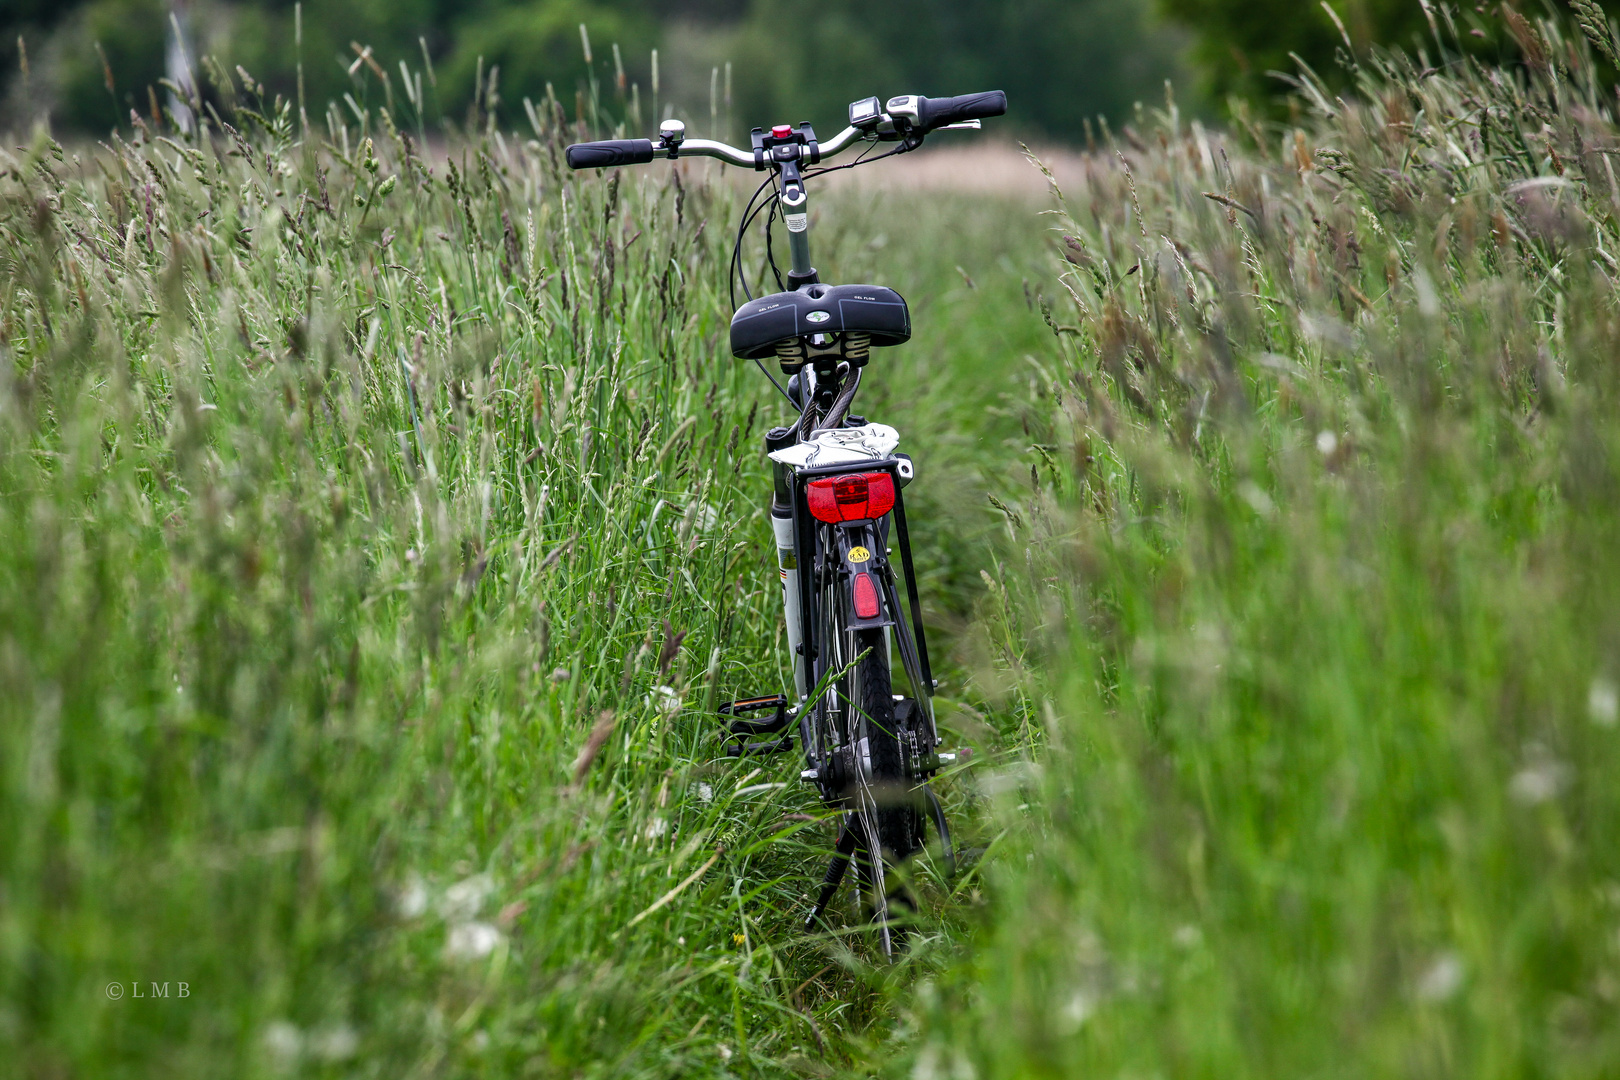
{"left": 566, "top": 89, "right": 1006, "bottom": 959}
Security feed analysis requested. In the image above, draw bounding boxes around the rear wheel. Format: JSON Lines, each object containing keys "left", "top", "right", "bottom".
{"left": 851, "top": 627, "right": 918, "bottom": 952}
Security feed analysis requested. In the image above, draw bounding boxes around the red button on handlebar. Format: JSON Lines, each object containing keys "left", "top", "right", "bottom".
{"left": 771, "top": 125, "right": 792, "bottom": 139}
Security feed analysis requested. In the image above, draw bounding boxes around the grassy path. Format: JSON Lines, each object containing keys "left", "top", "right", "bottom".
{"left": 0, "top": 76, "right": 1053, "bottom": 1072}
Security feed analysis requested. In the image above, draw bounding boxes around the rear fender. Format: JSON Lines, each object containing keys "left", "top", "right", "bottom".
{"left": 836, "top": 522, "right": 893, "bottom": 631}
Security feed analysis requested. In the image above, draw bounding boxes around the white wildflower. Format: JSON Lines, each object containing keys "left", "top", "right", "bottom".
{"left": 1415, "top": 952, "right": 1464, "bottom": 1002}
{"left": 912, "top": 1045, "right": 944, "bottom": 1080}
{"left": 644, "top": 816, "right": 668, "bottom": 840}
{"left": 1059, "top": 990, "right": 1094, "bottom": 1033}
{"left": 261, "top": 1020, "right": 302, "bottom": 1068}
{"left": 696, "top": 782, "right": 714, "bottom": 803}
{"left": 645, "top": 685, "right": 681, "bottom": 716}
{"left": 308, "top": 1024, "right": 358, "bottom": 1062}
{"left": 445, "top": 921, "right": 502, "bottom": 961}
{"left": 1237, "top": 480, "right": 1275, "bottom": 517}
{"left": 396, "top": 874, "right": 428, "bottom": 919}
{"left": 1315, "top": 430, "right": 1339, "bottom": 456}
{"left": 1590, "top": 678, "right": 1618, "bottom": 728}
{"left": 440, "top": 874, "right": 494, "bottom": 922}
{"left": 1510, "top": 760, "right": 1569, "bottom": 805}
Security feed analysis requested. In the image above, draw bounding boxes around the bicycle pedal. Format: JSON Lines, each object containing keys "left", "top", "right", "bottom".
{"left": 719, "top": 694, "right": 791, "bottom": 738}
{"left": 724, "top": 736, "right": 794, "bottom": 758}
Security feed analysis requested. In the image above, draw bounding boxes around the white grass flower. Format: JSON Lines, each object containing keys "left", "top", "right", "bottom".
{"left": 1237, "top": 480, "right": 1275, "bottom": 517}
{"left": 1059, "top": 989, "right": 1095, "bottom": 1033}
{"left": 308, "top": 1024, "right": 358, "bottom": 1062}
{"left": 1315, "top": 430, "right": 1339, "bottom": 456}
{"left": 440, "top": 874, "right": 493, "bottom": 922}
{"left": 911, "top": 1045, "right": 975, "bottom": 1080}
{"left": 261, "top": 1020, "right": 302, "bottom": 1068}
{"left": 1415, "top": 952, "right": 1464, "bottom": 1002}
{"left": 645, "top": 816, "right": 668, "bottom": 840}
{"left": 645, "top": 685, "right": 681, "bottom": 716}
{"left": 396, "top": 874, "right": 428, "bottom": 919}
{"left": 445, "top": 921, "right": 502, "bottom": 961}
{"left": 1510, "top": 760, "right": 1569, "bottom": 805}
{"left": 696, "top": 782, "right": 714, "bottom": 803}
{"left": 912, "top": 1046, "right": 943, "bottom": 1080}
{"left": 1590, "top": 677, "right": 1618, "bottom": 727}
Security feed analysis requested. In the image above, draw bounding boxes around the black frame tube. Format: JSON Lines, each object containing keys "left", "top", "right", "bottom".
{"left": 889, "top": 482, "right": 934, "bottom": 697}
{"left": 790, "top": 459, "right": 934, "bottom": 703}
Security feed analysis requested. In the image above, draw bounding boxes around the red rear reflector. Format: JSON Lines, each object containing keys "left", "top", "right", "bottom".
{"left": 852, "top": 572, "right": 881, "bottom": 619}
{"left": 806, "top": 472, "right": 896, "bottom": 523}
{"left": 771, "top": 124, "right": 793, "bottom": 139}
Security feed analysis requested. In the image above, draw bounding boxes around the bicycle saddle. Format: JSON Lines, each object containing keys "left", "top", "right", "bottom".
{"left": 729, "top": 284, "right": 910, "bottom": 360}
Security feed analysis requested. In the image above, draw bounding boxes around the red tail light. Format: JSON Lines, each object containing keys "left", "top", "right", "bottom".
{"left": 852, "top": 572, "right": 881, "bottom": 619}
{"left": 806, "top": 472, "right": 896, "bottom": 523}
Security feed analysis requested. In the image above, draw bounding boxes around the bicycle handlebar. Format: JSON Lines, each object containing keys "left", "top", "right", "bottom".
{"left": 916, "top": 90, "right": 1006, "bottom": 130}
{"left": 564, "top": 138, "right": 655, "bottom": 169}
{"left": 564, "top": 89, "right": 1005, "bottom": 171}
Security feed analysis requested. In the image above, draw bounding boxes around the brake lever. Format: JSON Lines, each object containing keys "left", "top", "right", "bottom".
{"left": 939, "top": 120, "right": 982, "bottom": 131}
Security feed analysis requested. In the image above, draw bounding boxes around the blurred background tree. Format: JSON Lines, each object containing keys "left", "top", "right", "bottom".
{"left": 8, "top": 0, "right": 1620, "bottom": 143}
{"left": 728, "top": 0, "right": 1182, "bottom": 140}
{"left": 1162, "top": 0, "right": 1620, "bottom": 108}
{"left": 0, "top": 0, "right": 1185, "bottom": 141}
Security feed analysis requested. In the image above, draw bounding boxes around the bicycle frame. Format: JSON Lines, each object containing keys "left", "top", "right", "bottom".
{"left": 787, "top": 458, "right": 940, "bottom": 802}
{"left": 564, "top": 89, "right": 1006, "bottom": 956}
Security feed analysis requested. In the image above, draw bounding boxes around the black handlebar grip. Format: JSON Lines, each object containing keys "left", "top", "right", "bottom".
{"left": 564, "top": 139, "right": 655, "bottom": 170}
{"left": 918, "top": 91, "right": 1007, "bottom": 131}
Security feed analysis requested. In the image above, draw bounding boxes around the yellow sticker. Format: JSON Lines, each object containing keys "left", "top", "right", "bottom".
{"left": 848, "top": 546, "right": 871, "bottom": 563}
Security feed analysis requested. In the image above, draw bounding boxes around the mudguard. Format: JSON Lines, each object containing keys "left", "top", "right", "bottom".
{"left": 835, "top": 523, "right": 894, "bottom": 631}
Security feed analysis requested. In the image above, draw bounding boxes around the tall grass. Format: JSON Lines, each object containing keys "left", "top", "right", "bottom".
{"left": 0, "top": 66, "right": 943, "bottom": 1074}
{"left": 897, "top": 6, "right": 1620, "bottom": 1077}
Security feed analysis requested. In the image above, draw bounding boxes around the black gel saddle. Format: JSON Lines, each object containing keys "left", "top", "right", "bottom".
{"left": 729, "top": 284, "right": 910, "bottom": 360}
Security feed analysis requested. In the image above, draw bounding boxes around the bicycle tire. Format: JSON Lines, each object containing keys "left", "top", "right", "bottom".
{"left": 852, "top": 628, "right": 918, "bottom": 926}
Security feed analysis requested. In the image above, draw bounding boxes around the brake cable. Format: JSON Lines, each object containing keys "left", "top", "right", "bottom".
{"left": 729, "top": 133, "right": 924, "bottom": 414}
{"left": 730, "top": 172, "right": 778, "bottom": 309}
{"left": 729, "top": 134, "right": 916, "bottom": 311}
{"left": 764, "top": 195, "right": 786, "bottom": 293}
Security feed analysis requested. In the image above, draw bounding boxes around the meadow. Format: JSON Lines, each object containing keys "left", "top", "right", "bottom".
{"left": 9, "top": 3, "right": 1620, "bottom": 1077}
{"left": 899, "top": 6, "right": 1620, "bottom": 1077}
{"left": 0, "top": 56, "right": 1054, "bottom": 1072}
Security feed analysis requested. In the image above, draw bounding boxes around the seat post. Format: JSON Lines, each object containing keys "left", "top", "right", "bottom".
{"left": 777, "top": 152, "right": 818, "bottom": 288}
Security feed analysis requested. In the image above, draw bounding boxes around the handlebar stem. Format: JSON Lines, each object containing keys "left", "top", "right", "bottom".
{"left": 777, "top": 154, "right": 816, "bottom": 284}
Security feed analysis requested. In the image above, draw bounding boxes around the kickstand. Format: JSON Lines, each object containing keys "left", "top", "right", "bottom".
{"left": 803, "top": 823, "right": 861, "bottom": 932}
